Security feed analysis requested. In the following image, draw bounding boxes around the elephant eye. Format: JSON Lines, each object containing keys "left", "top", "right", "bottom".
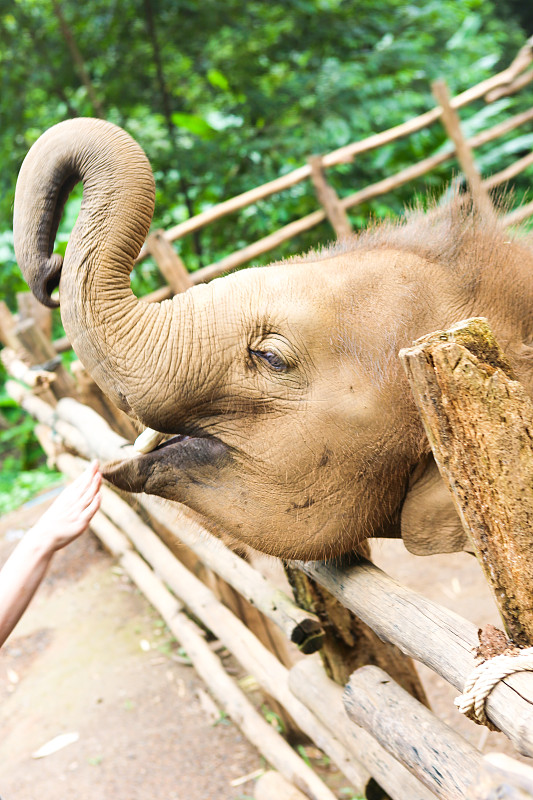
{"left": 250, "top": 348, "right": 288, "bottom": 372}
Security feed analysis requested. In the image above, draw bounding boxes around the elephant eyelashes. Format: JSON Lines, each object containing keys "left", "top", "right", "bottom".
{"left": 249, "top": 348, "right": 288, "bottom": 372}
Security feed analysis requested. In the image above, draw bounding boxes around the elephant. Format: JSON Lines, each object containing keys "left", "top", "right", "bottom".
{"left": 13, "top": 118, "right": 533, "bottom": 561}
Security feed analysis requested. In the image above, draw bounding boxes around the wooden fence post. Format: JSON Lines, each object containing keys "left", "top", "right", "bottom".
{"left": 432, "top": 79, "right": 495, "bottom": 219}
{"left": 15, "top": 317, "right": 77, "bottom": 400}
{"left": 308, "top": 155, "right": 352, "bottom": 240}
{"left": 146, "top": 230, "right": 193, "bottom": 294}
{"left": 285, "top": 558, "right": 428, "bottom": 705}
{"left": 400, "top": 317, "right": 533, "bottom": 646}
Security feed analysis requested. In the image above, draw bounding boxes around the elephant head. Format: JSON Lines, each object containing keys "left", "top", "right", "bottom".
{"left": 16, "top": 119, "right": 531, "bottom": 559}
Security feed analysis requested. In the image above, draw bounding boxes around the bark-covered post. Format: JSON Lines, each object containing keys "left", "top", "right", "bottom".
{"left": 285, "top": 558, "right": 428, "bottom": 704}
{"left": 400, "top": 317, "right": 533, "bottom": 646}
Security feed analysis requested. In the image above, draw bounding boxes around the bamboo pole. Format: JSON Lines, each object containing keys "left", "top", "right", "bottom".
{"left": 400, "top": 318, "right": 533, "bottom": 646}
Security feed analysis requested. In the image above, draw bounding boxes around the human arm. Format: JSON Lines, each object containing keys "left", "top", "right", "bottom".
{"left": 0, "top": 460, "right": 101, "bottom": 648}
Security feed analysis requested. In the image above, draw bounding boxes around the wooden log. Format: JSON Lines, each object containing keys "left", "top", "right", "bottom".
{"left": 285, "top": 563, "right": 428, "bottom": 705}
{"left": 12, "top": 385, "right": 533, "bottom": 756}
{"left": 16, "top": 292, "right": 52, "bottom": 340}
{"left": 142, "top": 495, "right": 324, "bottom": 654}
{"left": 432, "top": 79, "right": 495, "bottom": 219}
{"left": 194, "top": 106, "right": 533, "bottom": 282}
{"left": 5, "top": 380, "right": 87, "bottom": 454}
{"left": 308, "top": 156, "right": 352, "bottom": 239}
{"left": 289, "top": 657, "right": 435, "bottom": 800}
{"left": 255, "top": 771, "right": 309, "bottom": 800}
{"left": 146, "top": 230, "right": 194, "bottom": 293}
{"left": 344, "top": 665, "right": 524, "bottom": 800}
{"left": 297, "top": 557, "right": 533, "bottom": 757}
{"left": 0, "top": 300, "right": 20, "bottom": 351}
{"left": 70, "top": 361, "right": 138, "bottom": 441}
{"left": 53, "top": 396, "right": 133, "bottom": 462}
{"left": 400, "top": 318, "right": 533, "bottom": 646}
{"left": 0, "top": 347, "right": 56, "bottom": 389}
{"left": 131, "top": 40, "right": 532, "bottom": 258}
{"left": 15, "top": 318, "right": 77, "bottom": 399}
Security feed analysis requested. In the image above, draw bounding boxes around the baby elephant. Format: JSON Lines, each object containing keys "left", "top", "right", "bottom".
{"left": 13, "top": 118, "right": 533, "bottom": 559}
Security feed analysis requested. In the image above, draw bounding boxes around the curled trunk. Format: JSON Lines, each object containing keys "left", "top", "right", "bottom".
{"left": 14, "top": 118, "right": 179, "bottom": 424}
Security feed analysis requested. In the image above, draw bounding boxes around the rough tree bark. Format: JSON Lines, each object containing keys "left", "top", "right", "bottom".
{"left": 400, "top": 317, "right": 533, "bottom": 646}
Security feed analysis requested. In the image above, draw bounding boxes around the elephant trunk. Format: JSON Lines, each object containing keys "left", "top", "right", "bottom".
{"left": 13, "top": 118, "right": 184, "bottom": 426}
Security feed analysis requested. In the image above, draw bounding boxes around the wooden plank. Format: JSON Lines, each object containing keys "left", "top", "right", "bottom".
{"left": 432, "top": 79, "right": 494, "bottom": 218}
{"left": 308, "top": 156, "right": 352, "bottom": 239}
{"left": 344, "top": 665, "right": 530, "bottom": 800}
{"left": 400, "top": 318, "right": 533, "bottom": 646}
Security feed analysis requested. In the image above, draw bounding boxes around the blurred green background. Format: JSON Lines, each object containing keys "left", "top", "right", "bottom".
{"left": 0, "top": 0, "right": 531, "bottom": 512}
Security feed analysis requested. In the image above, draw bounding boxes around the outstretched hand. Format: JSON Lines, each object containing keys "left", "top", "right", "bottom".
{"left": 30, "top": 460, "right": 102, "bottom": 550}
{"left": 0, "top": 461, "right": 102, "bottom": 648}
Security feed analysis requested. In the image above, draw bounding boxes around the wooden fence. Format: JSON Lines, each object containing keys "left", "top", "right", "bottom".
{"left": 3, "top": 38, "right": 533, "bottom": 800}
{"left": 134, "top": 35, "right": 533, "bottom": 303}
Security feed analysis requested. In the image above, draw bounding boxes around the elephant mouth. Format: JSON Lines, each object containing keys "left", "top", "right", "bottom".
{"left": 102, "top": 429, "right": 231, "bottom": 496}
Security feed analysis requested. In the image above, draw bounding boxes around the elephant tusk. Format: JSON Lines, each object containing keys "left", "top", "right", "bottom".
{"left": 133, "top": 427, "right": 167, "bottom": 454}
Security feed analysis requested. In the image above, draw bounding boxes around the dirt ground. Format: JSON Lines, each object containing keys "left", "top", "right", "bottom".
{"left": 0, "top": 487, "right": 527, "bottom": 800}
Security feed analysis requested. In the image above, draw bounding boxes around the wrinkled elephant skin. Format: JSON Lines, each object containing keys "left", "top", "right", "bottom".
{"left": 13, "top": 119, "right": 533, "bottom": 559}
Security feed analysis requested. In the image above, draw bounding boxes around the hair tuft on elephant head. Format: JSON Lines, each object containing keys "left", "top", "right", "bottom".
{"left": 13, "top": 118, "right": 533, "bottom": 560}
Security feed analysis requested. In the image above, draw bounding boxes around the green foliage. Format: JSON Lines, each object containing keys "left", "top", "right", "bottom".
{"left": 0, "top": 387, "right": 62, "bottom": 514}
{"left": 0, "top": 0, "right": 529, "bottom": 513}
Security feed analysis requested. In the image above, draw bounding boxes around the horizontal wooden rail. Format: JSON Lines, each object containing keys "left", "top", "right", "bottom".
{"left": 134, "top": 40, "right": 533, "bottom": 264}
{"left": 193, "top": 107, "right": 533, "bottom": 282}
{"left": 298, "top": 559, "right": 533, "bottom": 757}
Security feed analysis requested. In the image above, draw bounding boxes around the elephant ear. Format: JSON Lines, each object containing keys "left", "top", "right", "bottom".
{"left": 400, "top": 453, "right": 474, "bottom": 555}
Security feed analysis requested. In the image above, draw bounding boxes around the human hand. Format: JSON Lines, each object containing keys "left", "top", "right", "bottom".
{"left": 30, "top": 460, "right": 102, "bottom": 552}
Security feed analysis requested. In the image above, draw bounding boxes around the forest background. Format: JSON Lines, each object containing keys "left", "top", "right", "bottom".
{"left": 0, "top": 0, "right": 531, "bottom": 512}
